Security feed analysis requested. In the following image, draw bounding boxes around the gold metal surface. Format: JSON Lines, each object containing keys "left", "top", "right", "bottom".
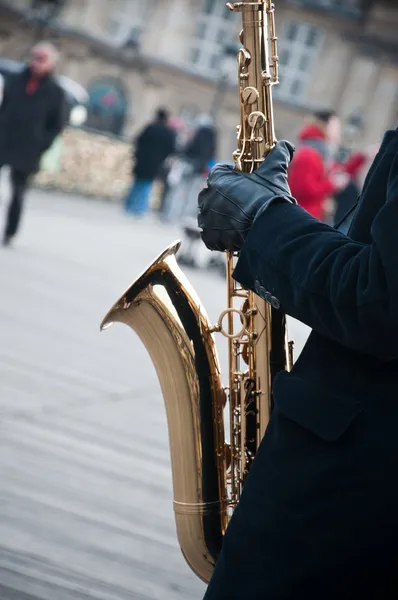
{"left": 101, "top": 0, "right": 293, "bottom": 584}
{"left": 225, "top": 0, "right": 290, "bottom": 507}
{"left": 101, "top": 242, "right": 228, "bottom": 582}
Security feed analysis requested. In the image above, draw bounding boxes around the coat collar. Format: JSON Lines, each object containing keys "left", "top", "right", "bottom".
{"left": 347, "top": 129, "right": 398, "bottom": 243}
{"left": 23, "top": 66, "right": 52, "bottom": 87}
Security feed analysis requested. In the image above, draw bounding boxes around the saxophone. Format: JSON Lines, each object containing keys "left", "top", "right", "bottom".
{"left": 101, "top": 0, "right": 292, "bottom": 584}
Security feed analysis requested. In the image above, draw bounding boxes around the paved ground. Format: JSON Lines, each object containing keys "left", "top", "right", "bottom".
{"left": 0, "top": 187, "right": 310, "bottom": 600}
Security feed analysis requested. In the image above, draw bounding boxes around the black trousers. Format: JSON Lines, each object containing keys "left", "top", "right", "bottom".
{"left": 2, "top": 167, "right": 30, "bottom": 241}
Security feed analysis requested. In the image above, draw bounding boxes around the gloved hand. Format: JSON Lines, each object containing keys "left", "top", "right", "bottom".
{"left": 198, "top": 140, "right": 296, "bottom": 252}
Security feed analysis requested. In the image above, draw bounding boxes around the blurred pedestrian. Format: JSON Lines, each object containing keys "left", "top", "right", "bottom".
{"left": 0, "top": 42, "right": 67, "bottom": 247}
{"left": 125, "top": 108, "right": 176, "bottom": 216}
{"left": 163, "top": 114, "right": 217, "bottom": 222}
{"left": 156, "top": 116, "right": 185, "bottom": 217}
{"left": 288, "top": 110, "right": 349, "bottom": 221}
{"left": 184, "top": 114, "right": 217, "bottom": 178}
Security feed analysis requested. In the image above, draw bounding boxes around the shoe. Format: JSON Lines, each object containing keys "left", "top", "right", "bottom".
{"left": 2, "top": 235, "right": 11, "bottom": 247}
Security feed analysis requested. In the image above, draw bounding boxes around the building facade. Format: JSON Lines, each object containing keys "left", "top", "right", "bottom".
{"left": 0, "top": 0, "right": 397, "bottom": 161}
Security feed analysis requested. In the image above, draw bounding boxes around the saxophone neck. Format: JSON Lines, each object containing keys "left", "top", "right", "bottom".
{"left": 230, "top": 0, "right": 279, "bottom": 172}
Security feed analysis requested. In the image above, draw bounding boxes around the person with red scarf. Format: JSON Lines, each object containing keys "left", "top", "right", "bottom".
{"left": 288, "top": 111, "right": 366, "bottom": 222}
{"left": 0, "top": 43, "right": 66, "bottom": 246}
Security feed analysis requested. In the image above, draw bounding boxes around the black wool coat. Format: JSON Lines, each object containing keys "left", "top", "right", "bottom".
{"left": 333, "top": 180, "right": 361, "bottom": 225}
{"left": 133, "top": 121, "right": 176, "bottom": 181}
{"left": 0, "top": 67, "right": 66, "bottom": 174}
{"left": 203, "top": 129, "right": 398, "bottom": 600}
{"left": 184, "top": 125, "right": 217, "bottom": 174}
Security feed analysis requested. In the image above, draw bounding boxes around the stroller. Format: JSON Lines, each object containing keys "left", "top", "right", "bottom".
{"left": 177, "top": 217, "right": 225, "bottom": 277}
{"left": 173, "top": 153, "right": 227, "bottom": 277}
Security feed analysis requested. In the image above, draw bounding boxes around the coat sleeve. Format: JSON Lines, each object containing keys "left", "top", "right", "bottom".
{"left": 169, "top": 130, "right": 177, "bottom": 156}
{"left": 135, "top": 125, "right": 150, "bottom": 146}
{"left": 42, "top": 87, "right": 67, "bottom": 152}
{"left": 162, "top": 130, "right": 176, "bottom": 161}
{"left": 233, "top": 161, "right": 398, "bottom": 361}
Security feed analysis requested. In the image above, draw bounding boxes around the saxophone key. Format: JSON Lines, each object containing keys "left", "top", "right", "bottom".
{"left": 247, "top": 110, "right": 266, "bottom": 129}
{"left": 242, "top": 86, "right": 259, "bottom": 105}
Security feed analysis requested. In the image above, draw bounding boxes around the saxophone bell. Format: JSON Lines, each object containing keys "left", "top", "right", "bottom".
{"left": 101, "top": 241, "right": 228, "bottom": 583}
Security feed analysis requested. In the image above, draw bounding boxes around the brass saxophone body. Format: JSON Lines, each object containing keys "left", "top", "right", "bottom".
{"left": 101, "top": 0, "right": 292, "bottom": 584}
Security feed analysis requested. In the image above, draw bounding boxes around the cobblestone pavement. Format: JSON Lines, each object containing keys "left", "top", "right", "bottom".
{"left": 0, "top": 188, "right": 310, "bottom": 600}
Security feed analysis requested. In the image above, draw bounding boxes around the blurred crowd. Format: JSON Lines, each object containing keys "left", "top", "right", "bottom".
{"left": 124, "top": 106, "right": 376, "bottom": 227}
{"left": 124, "top": 108, "right": 218, "bottom": 224}
{"left": 0, "top": 41, "right": 377, "bottom": 260}
{"left": 121, "top": 105, "right": 377, "bottom": 273}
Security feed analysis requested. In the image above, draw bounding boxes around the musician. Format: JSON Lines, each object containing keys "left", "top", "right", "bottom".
{"left": 198, "top": 130, "right": 398, "bottom": 598}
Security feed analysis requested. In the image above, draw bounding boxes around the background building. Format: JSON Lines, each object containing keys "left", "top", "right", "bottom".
{"left": 0, "top": 0, "right": 397, "bottom": 161}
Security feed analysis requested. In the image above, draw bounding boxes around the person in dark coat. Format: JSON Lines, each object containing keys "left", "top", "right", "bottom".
{"left": 197, "top": 129, "right": 398, "bottom": 599}
{"left": 125, "top": 108, "right": 176, "bottom": 216}
{"left": 0, "top": 42, "right": 67, "bottom": 246}
{"left": 184, "top": 114, "right": 217, "bottom": 176}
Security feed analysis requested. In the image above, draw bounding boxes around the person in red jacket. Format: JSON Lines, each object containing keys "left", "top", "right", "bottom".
{"left": 288, "top": 110, "right": 350, "bottom": 221}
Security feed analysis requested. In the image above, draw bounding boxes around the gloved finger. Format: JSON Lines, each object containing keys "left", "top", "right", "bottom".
{"left": 200, "top": 228, "right": 222, "bottom": 252}
{"left": 252, "top": 140, "right": 295, "bottom": 190}
{"left": 270, "top": 140, "right": 295, "bottom": 162}
{"left": 197, "top": 209, "right": 207, "bottom": 231}
{"left": 201, "top": 224, "right": 245, "bottom": 253}
{"left": 207, "top": 163, "right": 237, "bottom": 187}
{"left": 255, "top": 140, "right": 295, "bottom": 176}
{"left": 198, "top": 187, "right": 212, "bottom": 212}
{"left": 198, "top": 197, "right": 217, "bottom": 230}
{"left": 277, "top": 140, "right": 295, "bottom": 162}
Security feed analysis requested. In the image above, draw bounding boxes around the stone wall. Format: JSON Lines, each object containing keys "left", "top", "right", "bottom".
{"left": 34, "top": 127, "right": 132, "bottom": 200}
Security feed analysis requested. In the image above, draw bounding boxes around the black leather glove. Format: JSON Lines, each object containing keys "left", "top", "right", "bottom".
{"left": 198, "top": 140, "right": 296, "bottom": 252}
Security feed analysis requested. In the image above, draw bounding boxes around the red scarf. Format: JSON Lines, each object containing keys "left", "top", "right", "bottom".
{"left": 26, "top": 75, "right": 40, "bottom": 95}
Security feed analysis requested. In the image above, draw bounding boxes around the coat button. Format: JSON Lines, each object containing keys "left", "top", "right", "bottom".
{"left": 264, "top": 292, "right": 272, "bottom": 304}
{"left": 271, "top": 296, "right": 280, "bottom": 310}
{"left": 259, "top": 286, "right": 267, "bottom": 300}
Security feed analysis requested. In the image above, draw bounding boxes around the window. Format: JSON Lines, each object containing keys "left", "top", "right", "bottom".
{"left": 188, "top": 0, "right": 238, "bottom": 79}
{"left": 105, "top": 0, "right": 153, "bottom": 46}
{"left": 289, "top": 0, "right": 362, "bottom": 18}
{"left": 316, "top": 0, "right": 361, "bottom": 16}
{"left": 274, "top": 21, "right": 324, "bottom": 103}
